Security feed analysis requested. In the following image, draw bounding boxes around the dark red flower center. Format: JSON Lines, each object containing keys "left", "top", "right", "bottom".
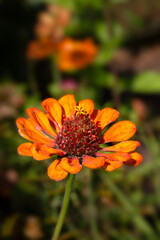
{"left": 72, "top": 51, "right": 87, "bottom": 61}
{"left": 56, "top": 113, "right": 101, "bottom": 157}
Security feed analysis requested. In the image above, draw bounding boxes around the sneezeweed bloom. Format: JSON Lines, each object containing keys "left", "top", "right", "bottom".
{"left": 56, "top": 38, "right": 98, "bottom": 71}
{"left": 16, "top": 95, "right": 142, "bottom": 181}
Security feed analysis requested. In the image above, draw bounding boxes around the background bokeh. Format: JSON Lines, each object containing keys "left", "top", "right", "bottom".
{"left": 1, "top": 0, "right": 160, "bottom": 239}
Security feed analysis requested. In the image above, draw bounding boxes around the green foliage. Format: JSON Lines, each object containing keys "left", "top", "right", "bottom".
{"left": 132, "top": 71, "right": 160, "bottom": 93}
{"left": 1, "top": 0, "right": 160, "bottom": 239}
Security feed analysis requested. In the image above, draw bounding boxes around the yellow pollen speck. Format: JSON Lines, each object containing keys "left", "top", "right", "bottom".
{"left": 75, "top": 106, "right": 87, "bottom": 115}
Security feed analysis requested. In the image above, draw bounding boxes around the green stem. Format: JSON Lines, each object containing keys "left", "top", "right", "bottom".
{"left": 51, "top": 56, "right": 61, "bottom": 84}
{"left": 51, "top": 174, "right": 75, "bottom": 240}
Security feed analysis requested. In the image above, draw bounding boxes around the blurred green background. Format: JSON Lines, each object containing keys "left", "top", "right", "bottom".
{"left": 1, "top": 0, "right": 160, "bottom": 239}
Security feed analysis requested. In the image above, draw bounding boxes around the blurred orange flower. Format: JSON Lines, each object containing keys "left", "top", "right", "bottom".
{"left": 47, "top": 4, "right": 71, "bottom": 27}
{"left": 35, "top": 11, "right": 55, "bottom": 40}
{"left": 26, "top": 39, "right": 56, "bottom": 60}
{"left": 16, "top": 95, "right": 142, "bottom": 181}
{"left": 57, "top": 38, "right": 98, "bottom": 71}
{"left": 35, "top": 5, "right": 71, "bottom": 41}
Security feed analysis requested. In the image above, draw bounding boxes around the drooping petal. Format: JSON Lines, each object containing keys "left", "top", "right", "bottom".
{"left": 102, "top": 141, "right": 140, "bottom": 153}
{"left": 78, "top": 99, "right": 94, "bottom": 115}
{"left": 18, "top": 129, "right": 55, "bottom": 146}
{"left": 26, "top": 108, "right": 57, "bottom": 137}
{"left": 60, "top": 157, "right": 82, "bottom": 174}
{"left": 41, "top": 98, "right": 63, "bottom": 128}
{"left": 124, "top": 152, "right": 143, "bottom": 167}
{"left": 97, "top": 152, "right": 131, "bottom": 162}
{"left": 48, "top": 160, "right": 68, "bottom": 181}
{"left": 82, "top": 156, "right": 105, "bottom": 169}
{"left": 103, "top": 121, "right": 137, "bottom": 143}
{"left": 58, "top": 94, "right": 76, "bottom": 118}
{"left": 95, "top": 108, "right": 119, "bottom": 130}
{"left": 18, "top": 143, "right": 33, "bottom": 156}
{"left": 103, "top": 160, "right": 123, "bottom": 171}
{"left": 31, "top": 143, "right": 65, "bottom": 160}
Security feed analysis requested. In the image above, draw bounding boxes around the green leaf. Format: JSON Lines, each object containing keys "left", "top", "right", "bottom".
{"left": 95, "top": 46, "right": 115, "bottom": 65}
{"left": 131, "top": 71, "right": 160, "bottom": 93}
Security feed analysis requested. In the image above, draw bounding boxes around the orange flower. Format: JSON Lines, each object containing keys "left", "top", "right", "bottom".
{"left": 57, "top": 38, "right": 98, "bottom": 71}
{"left": 16, "top": 95, "right": 142, "bottom": 181}
{"left": 26, "top": 39, "right": 56, "bottom": 60}
{"left": 35, "top": 11, "right": 55, "bottom": 40}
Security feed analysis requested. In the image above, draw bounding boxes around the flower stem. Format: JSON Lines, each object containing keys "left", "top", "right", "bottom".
{"left": 51, "top": 174, "right": 75, "bottom": 240}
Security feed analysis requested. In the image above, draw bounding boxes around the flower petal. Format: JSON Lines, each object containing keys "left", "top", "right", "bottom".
{"left": 17, "top": 117, "right": 43, "bottom": 133}
{"left": 60, "top": 157, "right": 82, "bottom": 174}
{"left": 91, "top": 109, "right": 100, "bottom": 121}
{"left": 58, "top": 94, "right": 76, "bottom": 118}
{"left": 18, "top": 129, "right": 55, "bottom": 146}
{"left": 31, "top": 143, "right": 65, "bottom": 160}
{"left": 97, "top": 152, "right": 131, "bottom": 162}
{"left": 78, "top": 99, "right": 94, "bottom": 115}
{"left": 41, "top": 98, "right": 63, "bottom": 128}
{"left": 82, "top": 156, "right": 105, "bottom": 169}
{"left": 103, "top": 160, "right": 123, "bottom": 171}
{"left": 125, "top": 152, "right": 143, "bottom": 166}
{"left": 18, "top": 143, "right": 33, "bottom": 156}
{"left": 102, "top": 141, "right": 140, "bottom": 153}
{"left": 103, "top": 121, "right": 137, "bottom": 143}
{"left": 26, "top": 108, "right": 57, "bottom": 137}
{"left": 17, "top": 117, "right": 55, "bottom": 146}
{"left": 48, "top": 160, "right": 68, "bottom": 181}
{"left": 18, "top": 129, "right": 33, "bottom": 142}
{"left": 95, "top": 108, "right": 119, "bottom": 130}
{"left": 16, "top": 118, "right": 36, "bottom": 131}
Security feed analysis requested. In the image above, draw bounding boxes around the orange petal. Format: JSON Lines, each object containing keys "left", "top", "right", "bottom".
{"left": 125, "top": 152, "right": 143, "bottom": 167}
{"left": 26, "top": 108, "right": 57, "bottom": 137}
{"left": 91, "top": 109, "right": 100, "bottom": 121}
{"left": 97, "top": 152, "right": 131, "bottom": 162}
{"left": 16, "top": 118, "right": 36, "bottom": 131}
{"left": 16, "top": 118, "right": 26, "bottom": 129}
{"left": 78, "top": 99, "right": 94, "bottom": 115}
{"left": 102, "top": 141, "right": 140, "bottom": 152}
{"left": 103, "top": 160, "right": 123, "bottom": 171}
{"left": 17, "top": 117, "right": 55, "bottom": 146}
{"left": 82, "top": 156, "right": 105, "bottom": 169}
{"left": 48, "top": 160, "right": 68, "bottom": 181}
{"left": 41, "top": 98, "right": 62, "bottom": 128}
{"left": 31, "top": 143, "right": 65, "bottom": 160}
{"left": 60, "top": 157, "right": 82, "bottom": 174}
{"left": 95, "top": 108, "right": 119, "bottom": 130}
{"left": 18, "top": 129, "right": 55, "bottom": 146}
{"left": 58, "top": 94, "right": 76, "bottom": 118}
{"left": 103, "top": 121, "right": 137, "bottom": 143}
{"left": 18, "top": 129, "right": 33, "bottom": 142}
{"left": 17, "top": 117, "right": 42, "bottom": 133}
{"left": 18, "top": 143, "right": 33, "bottom": 156}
